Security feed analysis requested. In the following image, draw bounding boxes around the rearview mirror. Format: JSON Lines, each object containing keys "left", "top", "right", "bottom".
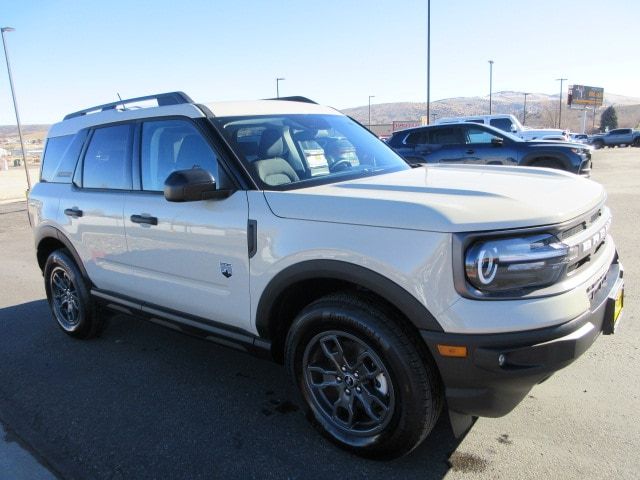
{"left": 164, "top": 168, "right": 231, "bottom": 202}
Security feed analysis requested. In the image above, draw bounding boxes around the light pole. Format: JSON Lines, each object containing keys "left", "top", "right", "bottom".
{"left": 523, "top": 92, "right": 530, "bottom": 125}
{"left": 276, "top": 77, "right": 285, "bottom": 98}
{"left": 488, "top": 60, "right": 494, "bottom": 114}
{"left": 1, "top": 27, "right": 31, "bottom": 191}
{"left": 426, "top": 0, "right": 431, "bottom": 124}
{"left": 556, "top": 78, "right": 567, "bottom": 129}
{"left": 368, "top": 95, "right": 375, "bottom": 128}
{"left": 431, "top": 113, "right": 437, "bottom": 123}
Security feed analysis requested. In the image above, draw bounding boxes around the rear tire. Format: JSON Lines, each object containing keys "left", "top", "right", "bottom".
{"left": 592, "top": 140, "right": 604, "bottom": 149}
{"left": 44, "top": 249, "right": 104, "bottom": 339}
{"left": 285, "top": 292, "right": 442, "bottom": 459}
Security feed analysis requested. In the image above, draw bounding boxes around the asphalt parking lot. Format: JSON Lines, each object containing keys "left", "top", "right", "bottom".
{"left": 0, "top": 148, "right": 638, "bottom": 479}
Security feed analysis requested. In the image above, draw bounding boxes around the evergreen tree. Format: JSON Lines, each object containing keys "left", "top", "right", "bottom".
{"left": 600, "top": 106, "right": 618, "bottom": 131}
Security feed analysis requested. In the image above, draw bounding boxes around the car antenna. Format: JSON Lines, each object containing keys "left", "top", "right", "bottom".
{"left": 117, "top": 93, "right": 127, "bottom": 111}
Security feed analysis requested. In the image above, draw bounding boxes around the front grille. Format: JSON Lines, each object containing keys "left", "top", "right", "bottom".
{"left": 560, "top": 206, "right": 610, "bottom": 277}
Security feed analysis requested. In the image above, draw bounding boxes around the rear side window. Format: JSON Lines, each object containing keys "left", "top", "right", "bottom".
{"left": 141, "top": 119, "right": 220, "bottom": 191}
{"left": 40, "top": 133, "right": 86, "bottom": 183}
{"left": 430, "top": 127, "right": 462, "bottom": 144}
{"left": 82, "top": 125, "right": 132, "bottom": 190}
{"left": 405, "top": 130, "right": 429, "bottom": 145}
{"left": 490, "top": 118, "right": 514, "bottom": 132}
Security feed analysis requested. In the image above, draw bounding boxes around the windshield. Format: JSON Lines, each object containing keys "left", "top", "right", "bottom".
{"left": 213, "top": 114, "right": 410, "bottom": 189}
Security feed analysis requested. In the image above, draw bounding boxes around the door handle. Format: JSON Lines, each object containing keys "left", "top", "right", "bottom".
{"left": 64, "top": 207, "right": 83, "bottom": 218}
{"left": 465, "top": 149, "right": 475, "bottom": 154}
{"left": 130, "top": 214, "right": 158, "bottom": 226}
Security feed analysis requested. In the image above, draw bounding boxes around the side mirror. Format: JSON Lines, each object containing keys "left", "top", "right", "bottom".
{"left": 491, "top": 137, "right": 504, "bottom": 146}
{"left": 164, "top": 168, "right": 230, "bottom": 202}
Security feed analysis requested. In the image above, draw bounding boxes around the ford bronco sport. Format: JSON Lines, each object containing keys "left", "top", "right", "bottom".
{"left": 29, "top": 92, "right": 624, "bottom": 459}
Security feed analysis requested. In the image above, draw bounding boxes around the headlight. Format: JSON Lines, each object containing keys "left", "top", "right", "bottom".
{"left": 465, "top": 233, "right": 570, "bottom": 293}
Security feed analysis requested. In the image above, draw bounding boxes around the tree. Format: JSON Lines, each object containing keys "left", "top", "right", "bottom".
{"left": 600, "top": 106, "right": 618, "bottom": 131}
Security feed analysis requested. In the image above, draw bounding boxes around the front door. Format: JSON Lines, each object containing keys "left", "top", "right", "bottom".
{"left": 121, "top": 118, "right": 251, "bottom": 331}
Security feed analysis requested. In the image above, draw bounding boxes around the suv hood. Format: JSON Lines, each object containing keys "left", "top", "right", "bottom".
{"left": 264, "top": 165, "right": 605, "bottom": 233}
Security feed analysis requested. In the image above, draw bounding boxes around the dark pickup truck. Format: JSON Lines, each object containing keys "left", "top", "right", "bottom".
{"left": 387, "top": 123, "right": 592, "bottom": 176}
{"left": 589, "top": 128, "right": 640, "bottom": 149}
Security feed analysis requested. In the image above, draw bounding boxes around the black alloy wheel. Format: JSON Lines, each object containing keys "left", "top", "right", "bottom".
{"left": 44, "top": 249, "right": 104, "bottom": 339}
{"left": 286, "top": 293, "right": 442, "bottom": 459}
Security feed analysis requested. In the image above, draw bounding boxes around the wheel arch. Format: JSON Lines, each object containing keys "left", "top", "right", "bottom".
{"left": 255, "top": 260, "right": 443, "bottom": 362}
{"left": 520, "top": 152, "right": 571, "bottom": 170}
{"left": 35, "top": 225, "right": 91, "bottom": 285}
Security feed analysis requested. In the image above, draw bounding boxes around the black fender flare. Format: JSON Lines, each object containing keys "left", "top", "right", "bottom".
{"left": 255, "top": 259, "right": 444, "bottom": 338}
{"left": 520, "top": 152, "right": 572, "bottom": 171}
{"left": 34, "top": 225, "right": 92, "bottom": 284}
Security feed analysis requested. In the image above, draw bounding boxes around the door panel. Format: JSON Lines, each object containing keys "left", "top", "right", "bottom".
{"left": 122, "top": 192, "right": 250, "bottom": 330}
{"left": 58, "top": 190, "right": 129, "bottom": 293}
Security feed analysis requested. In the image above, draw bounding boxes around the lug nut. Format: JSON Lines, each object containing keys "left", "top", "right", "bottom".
{"left": 345, "top": 388, "right": 351, "bottom": 395}
{"left": 356, "top": 386, "right": 361, "bottom": 393}
{"left": 341, "top": 366, "right": 347, "bottom": 372}
{"left": 354, "top": 372, "right": 359, "bottom": 378}
{"left": 336, "top": 376, "right": 342, "bottom": 382}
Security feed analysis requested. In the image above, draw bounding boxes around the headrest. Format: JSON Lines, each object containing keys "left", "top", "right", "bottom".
{"left": 258, "top": 128, "right": 286, "bottom": 158}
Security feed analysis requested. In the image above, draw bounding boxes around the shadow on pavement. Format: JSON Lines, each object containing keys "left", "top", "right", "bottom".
{"left": 0, "top": 300, "right": 463, "bottom": 479}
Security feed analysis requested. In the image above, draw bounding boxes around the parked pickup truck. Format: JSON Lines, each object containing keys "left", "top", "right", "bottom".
{"left": 590, "top": 128, "right": 640, "bottom": 149}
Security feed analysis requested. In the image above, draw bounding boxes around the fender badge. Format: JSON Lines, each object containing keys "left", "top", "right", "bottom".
{"left": 220, "top": 262, "right": 232, "bottom": 278}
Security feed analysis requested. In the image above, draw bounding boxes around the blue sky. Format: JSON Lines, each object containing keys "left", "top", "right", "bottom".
{"left": 1, "top": 0, "right": 638, "bottom": 124}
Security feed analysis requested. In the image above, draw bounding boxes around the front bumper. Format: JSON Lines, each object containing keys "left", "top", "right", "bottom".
{"left": 421, "top": 257, "right": 624, "bottom": 418}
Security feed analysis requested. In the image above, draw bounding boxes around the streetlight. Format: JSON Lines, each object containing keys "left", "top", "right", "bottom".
{"left": 276, "top": 77, "right": 285, "bottom": 98}
{"left": 488, "top": 60, "right": 494, "bottom": 114}
{"left": 522, "top": 92, "right": 530, "bottom": 125}
{"left": 1, "top": 27, "right": 31, "bottom": 191}
{"left": 368, "top": 95, "right": 375, "bottom": 128}
{"left": 426, "top": 0, "right": 431, "bottom": 124}
{"left": 556, "top": 78, "right": 567, "bottom": 129}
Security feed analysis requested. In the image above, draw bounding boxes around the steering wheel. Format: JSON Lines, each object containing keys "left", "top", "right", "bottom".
{"left": 329, "top": 159, "right": 353, "bottom": 172}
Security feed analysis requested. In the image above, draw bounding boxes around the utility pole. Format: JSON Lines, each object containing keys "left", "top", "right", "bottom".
{"left": 1, "top": 27, "right": 31, "bottom": 191}
{"left": 488, "top": 60, "right": 494, "bottom": 114}
{"left": 523, "top": 92, "right": 530, "bottom": 125}
{"left": 556, "top": 78, "right": 567, "bottom": 129}
{"left": 426, "top": 0, "right": 431, "bottom": 124}
{"left": 368, "top": 95, "right": 375, "bottom": 128}
{"left": 276, "top": 77, "right": 285, "bottom": 98}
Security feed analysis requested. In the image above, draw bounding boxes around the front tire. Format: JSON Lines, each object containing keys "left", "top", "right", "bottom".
{"left": 285, "top": 293, "right": 442, "bottom": 459}
{"left": 44, "top": 249, "right": 103, "bottom": 339}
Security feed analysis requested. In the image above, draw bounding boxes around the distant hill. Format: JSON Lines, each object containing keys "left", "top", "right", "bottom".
{"left": 342, "top": 91, "right": 640, "bottom": 133}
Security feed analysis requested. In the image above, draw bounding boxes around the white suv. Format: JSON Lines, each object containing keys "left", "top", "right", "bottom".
{"left": 29, "top": 92, "right": 624, "bottom": 459}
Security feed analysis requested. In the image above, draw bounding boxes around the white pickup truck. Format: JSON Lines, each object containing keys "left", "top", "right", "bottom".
{"left": 436, "top": 114, "right": 568, "bottom": 141}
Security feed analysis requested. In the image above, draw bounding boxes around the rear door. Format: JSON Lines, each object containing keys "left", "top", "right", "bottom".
{"left": 459, "top": 125, "right": 518, "bottom": 165}
{"left": 121, "top": 118, "right": 251, "bottom": 331}
{"left": 57, "top": 124, "right": 132, "bottom": 293}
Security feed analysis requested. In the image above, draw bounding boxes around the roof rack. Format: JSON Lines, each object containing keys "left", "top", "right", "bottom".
{"left": 264, "top": 96, "right": 317, "bottom": 104}
{"left": 63, "top": 91, "right": 194, "bottom": 120}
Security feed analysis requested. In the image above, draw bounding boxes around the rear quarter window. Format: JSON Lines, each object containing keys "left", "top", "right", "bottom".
{"left": 40, "top": 132, "right": 87, "bottom": 183}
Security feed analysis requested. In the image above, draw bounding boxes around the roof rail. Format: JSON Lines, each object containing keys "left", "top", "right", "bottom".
{"left": 264, "top": 96, "right": 317, "bottom": 104}
{"left": 63, "top": 91, "right": 194, "bottom": 120}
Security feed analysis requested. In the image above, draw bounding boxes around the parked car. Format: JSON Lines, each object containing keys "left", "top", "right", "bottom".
{"left": 435, "top": 114, "right": 569, "bottom": 141}
{"left": 387, "top": 123, "right": 591, "bottom": 175}
{"left": 589, "top": 128, "right": 640, "bottom": 149}
{"left": 29, "top": 92, "right": 623, "bottom": 458}
{"left": 569, "top": 133, "right": 590, "bottom": 144}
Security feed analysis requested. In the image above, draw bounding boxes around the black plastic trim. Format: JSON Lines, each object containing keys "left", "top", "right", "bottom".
{"left": 255, "top": 259, "right": 444, "bottom": 337}
{"left": 91, "top": 289, "right": 272, "bottom": 358}
{"left": 247, "top": 219, "right": 257, "bottom": 258}
{"left": 33, "top": 225, "right": 92, "bottom": 284}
